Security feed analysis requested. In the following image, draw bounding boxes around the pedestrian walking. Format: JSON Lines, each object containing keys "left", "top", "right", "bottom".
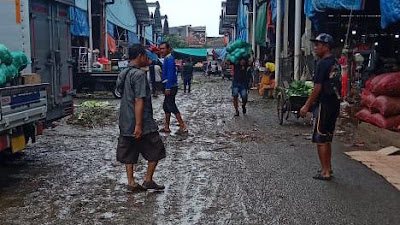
{"left": 300, "top": 33, "right": 341, "bottom": 181}
{"left": 115, "top": 44, "right": 166, "bottom": 191}
{"left": 154, "top": 63, "right": 162, "bottom": 95}
{"left": 182, "top": 58, "right": 194, "bottom": 93}
{"left": 232, "top": 58, "right": 252, "bottom": 116}
{"left": 159, "top": 42, "right": 187, "bottom": 135}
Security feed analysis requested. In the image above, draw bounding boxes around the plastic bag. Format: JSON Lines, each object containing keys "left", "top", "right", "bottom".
{"left": 371, "top": 72, "right": 400, "bottom": 97}
{"left": 360, "top": 90, "right": 376, "bottom": 108}
{"left": 370, "top": 113, "right": 400, "bottom": 130}
{"left": 0, "top": 64, "right": 7, "bottom": 85}
{"left": 371, "top": 95, "right": 400, "bottom": 117}
{"left": 356, "top": 108, "right": 373, "bottom": 124}
{"left": 11, "top": 51, "right": 29, "bottom": 71}
{"left": 0, "top": 44, "right": 13, "bottom": 65}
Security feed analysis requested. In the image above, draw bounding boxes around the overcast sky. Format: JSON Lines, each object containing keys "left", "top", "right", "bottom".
{"left": 150, "top": 0, "right": 223, "bottom": 37}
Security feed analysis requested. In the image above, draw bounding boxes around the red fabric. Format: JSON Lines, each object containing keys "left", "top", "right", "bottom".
{"left": 371, "top": 72, "right": 400, "bottom": 97}
{"left": 369, "top": 113, "right": 400, "bottom": 130}
{"left": 360, "top": 90, "right": 376, "bottom": 108}
{"left": 342, "top": 72, "right": 348, "bottom": 98}
{"left": 98, "top": 58, "right": 109, "bottom": 64}
{"left": 371, "top": 95, "right": 400, "bottom": 117}
{"left": 107, "top": 34, "right": 117, "bottom": 53}
{"left": 356, "top": 108, "right": 373, "bottom": 124}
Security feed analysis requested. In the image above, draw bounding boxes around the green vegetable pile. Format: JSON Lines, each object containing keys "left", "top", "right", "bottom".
{"left": 226, "top": 40, "right": 252, "bottom": 65}
{"left": 286, "top": 81, "right": 314, "bottom": 97}
{"left": 67, "top": 101, "right": 116, "bottom": 127}
{"left": 0, "top": 44, "right": 30, "bottom": 86}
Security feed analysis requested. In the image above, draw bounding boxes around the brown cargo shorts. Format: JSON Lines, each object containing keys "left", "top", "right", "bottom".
{"left": 116, "top": 132, "right": 166, "bottom": 164}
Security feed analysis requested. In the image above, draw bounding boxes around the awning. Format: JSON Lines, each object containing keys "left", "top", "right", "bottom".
{"left": 69, "top": 7, "right": 89, "bottom": 37}
{"left": 172, "top": 48, "right": 207, "bottom": 61}
{"left": 107, "top": 1, "right": 137, "bottom": 33}
{"left": 380, "top": 0, "right": 400, "bottom": 29}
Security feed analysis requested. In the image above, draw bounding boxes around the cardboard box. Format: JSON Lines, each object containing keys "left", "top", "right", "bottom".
{"left": 21, "top": 73, "right": 41, "bottom": 84}
{"left": 103, "top": 63, "right": 112, "bottom": 72}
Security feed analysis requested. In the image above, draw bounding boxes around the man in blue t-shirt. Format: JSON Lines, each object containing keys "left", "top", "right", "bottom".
{"left": 300, "top": 33, "right": 340, "bottom": 181}
{"left": 159, "top": 42, "right": 187, "bottom": 135}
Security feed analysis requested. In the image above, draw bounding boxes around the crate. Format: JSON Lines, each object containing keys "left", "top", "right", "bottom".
{"left": 21, "top": 73, "right": 41, "bottom": 84}
{"left": 103, "top": 63, "right": 112, "bottom": 72}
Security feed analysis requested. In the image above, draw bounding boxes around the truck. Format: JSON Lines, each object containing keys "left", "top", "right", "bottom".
{"left": 0, "top": 0, "right": 74, "bottom": 153}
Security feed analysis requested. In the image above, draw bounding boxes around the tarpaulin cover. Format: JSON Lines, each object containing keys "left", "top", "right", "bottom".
{"left": 106, "top": 0, "right": 137, "bottom": 33}
{"left": 107, "top": 34, "right": 117, "bottom": 53}
{"left": 173, "top": 48, "right": 207, "bottom": 62}
{"left": 304, "top": 0, "right": 363, "bottom": 20}
{"left": 237, "top": 1, "right": 247, "bottom": 41}
{"left": 380, "top": 0, "right": 400, "bottom": 29}
{"left": 271, "top": 0, "right": 284, "bottom": 24}
{"left": 128, "top": 31, "right": 140, "bottom": 44}
{"left": 107, "top": 21, "right": 115, "bottom": 39}
{"left": 74, "top": 0, "right": 87, "bottom": 10}
{"left": 213, "top": 48, "right": 228, "bottom": 60}
{"left": 69, "top": 7, "right": 89, "bottom": 37}
{"left": 255, "top": 2, "right": 267, "bottom": 46}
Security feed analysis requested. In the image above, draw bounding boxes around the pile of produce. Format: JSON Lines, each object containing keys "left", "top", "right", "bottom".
{"left": 357, "top": 72, "right": 400, "bottom": 131}
{"left": 226, "top": 40, "right": 252, "bottom": 64}
{"left": 67, "top": 101, "right": 116, "bottom": 127}
{"left": 0, "top": 44, "right": 29, "bottom": 85}
{"left": 286, "top": 81, "right": 313, "bottom": 97}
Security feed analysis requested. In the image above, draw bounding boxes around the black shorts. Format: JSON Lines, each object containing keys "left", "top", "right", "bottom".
{"left": 116, "top": 132, "right": 166, "bottom": 164}
{"left": 312, "top": 102, "right": 340, "bottom": 143}
{"left": 163, "top": 86, "right": 180, "bottom": 115}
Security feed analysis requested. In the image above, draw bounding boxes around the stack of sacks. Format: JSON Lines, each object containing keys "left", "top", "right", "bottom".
{"left": 226, "top": 40, "right": 252, "bottom": 65}
{"left": 356, "top": 72, "right": 400, "bottom": 131}
{"left": 0, "top": 44, "right": 29, "bottom": 86}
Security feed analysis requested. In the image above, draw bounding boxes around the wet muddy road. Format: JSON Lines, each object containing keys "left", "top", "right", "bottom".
{"left": 0, "top": 75, "right": 399, "bottom": 225}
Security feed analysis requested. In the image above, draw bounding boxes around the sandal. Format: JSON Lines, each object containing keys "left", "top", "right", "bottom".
{"left": 127, "top": 184, "right": 147, "bottom": 192}
{"left": 313, "top": 173, "right": 331, "bottom": 181}
{"left": 175, "top": 129, "right": 188, "bottom": 135}
{"left": 159, "top": 128, "right": 171, "bottom": 133}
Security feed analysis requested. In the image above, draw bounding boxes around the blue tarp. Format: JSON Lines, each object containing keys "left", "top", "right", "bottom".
{"left": 237, "top": 1, "right": 247, "bottom": 41}
{"left": 381, "top": 0, "right": 400, "bottom": 29}
{"left": 271, "top": 0, "right": 284, "bottom": 24}
{"left": 304, "top": 0, "right": 363, "bottom": 20}
{"left": 146, "top": 50, "right": 158, "bottom": 61}
{"left": 215, "top": 48, "right": 228, "bottom": 60}
{"left": 107, "top": 21, "right": 115, "bottom": 38}
{"left": 106, "top": 1, "right": 137, "bottom": 33}
{"left": 75, "top": 0, "right": 87, "bottom": 10}
{"left": 128, "top": 31, "right": 140, "bottom": 44}
{"left": 69, "top": 7, "right": 89, "bottom": 37}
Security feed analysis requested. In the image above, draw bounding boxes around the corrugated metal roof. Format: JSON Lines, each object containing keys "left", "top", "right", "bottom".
{"left": 130, "top": 0, "right": 150, "bottom": 24}
{"left": 226, "top": 0, "right": 239, "bottom": 15}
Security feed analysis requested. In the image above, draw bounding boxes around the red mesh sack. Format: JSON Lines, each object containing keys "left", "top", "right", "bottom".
{"left": 369, "top": 113, "right": 400, "bottom": 130}
{"left": 360, "top": 90, "right": 376, "bottom": 108}
{"left": 371, "top": 72, "right": 400, "bottom": 97}
{"left": 356, "top": 108, "right": 373, "bottom": 123}
{"left": 371, "top": 95, "right": 400, "bottom": 117}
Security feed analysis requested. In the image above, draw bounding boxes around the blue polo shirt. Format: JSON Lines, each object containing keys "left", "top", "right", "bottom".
{"left": 162, "top": 54, "right": 178, "bottom": 90}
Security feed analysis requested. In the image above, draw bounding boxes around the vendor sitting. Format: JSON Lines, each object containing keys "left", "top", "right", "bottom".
{"left": 259, "top": 62, "right": 276, "bottom": 99}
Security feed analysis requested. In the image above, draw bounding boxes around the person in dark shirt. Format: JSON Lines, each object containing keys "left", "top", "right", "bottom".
{"left": 115, "top": 45, "right": 165, "bottom": 191}
{"left": 300, "top": 33, "right": 340, "bottom": 181}
{"left": 232, "top": 58, "right": 252, "bottom": 116}
{"left": 182, "top": 58, "right": 194, "bottom": 93}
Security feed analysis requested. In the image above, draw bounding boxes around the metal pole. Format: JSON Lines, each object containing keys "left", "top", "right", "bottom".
{"left": 283, "top": 0, "right": 289, "bottom": 57}
{"left": 246, "top": 6, "right": 250, "bottom": 43}
{"left": 294, "top": 0, "right": 302, "bottom": 81}
{"left": 88, "top": 0, "right": 93, "bottom": 56}
{"left": 104, "top": 3, "right": 108, "bottom": 58}
{"left": 275, "top": 0, "right": 282, "bottom": 87}
{"left": 252, "top": 0, "right": 257, "bottom": 54}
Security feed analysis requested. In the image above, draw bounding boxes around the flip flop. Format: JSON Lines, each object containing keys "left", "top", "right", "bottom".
{"left": 159, "top": 128, "right": 171, "bottom": 133}
{"left": 127, "top": 184, "right": 147, "bottom": 192}
{"left": 318, "top": 169, "right": 334, "bottom": 176}
{"left": 175, "top": 129, "right": 188, "bottom": 135}
{"left": 313, "top": 173, "right": 331, "bottom": 181}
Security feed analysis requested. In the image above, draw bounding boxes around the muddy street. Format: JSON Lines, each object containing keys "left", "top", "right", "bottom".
{"left": 0, "top": 74, "right": 399, "bottom": 225}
